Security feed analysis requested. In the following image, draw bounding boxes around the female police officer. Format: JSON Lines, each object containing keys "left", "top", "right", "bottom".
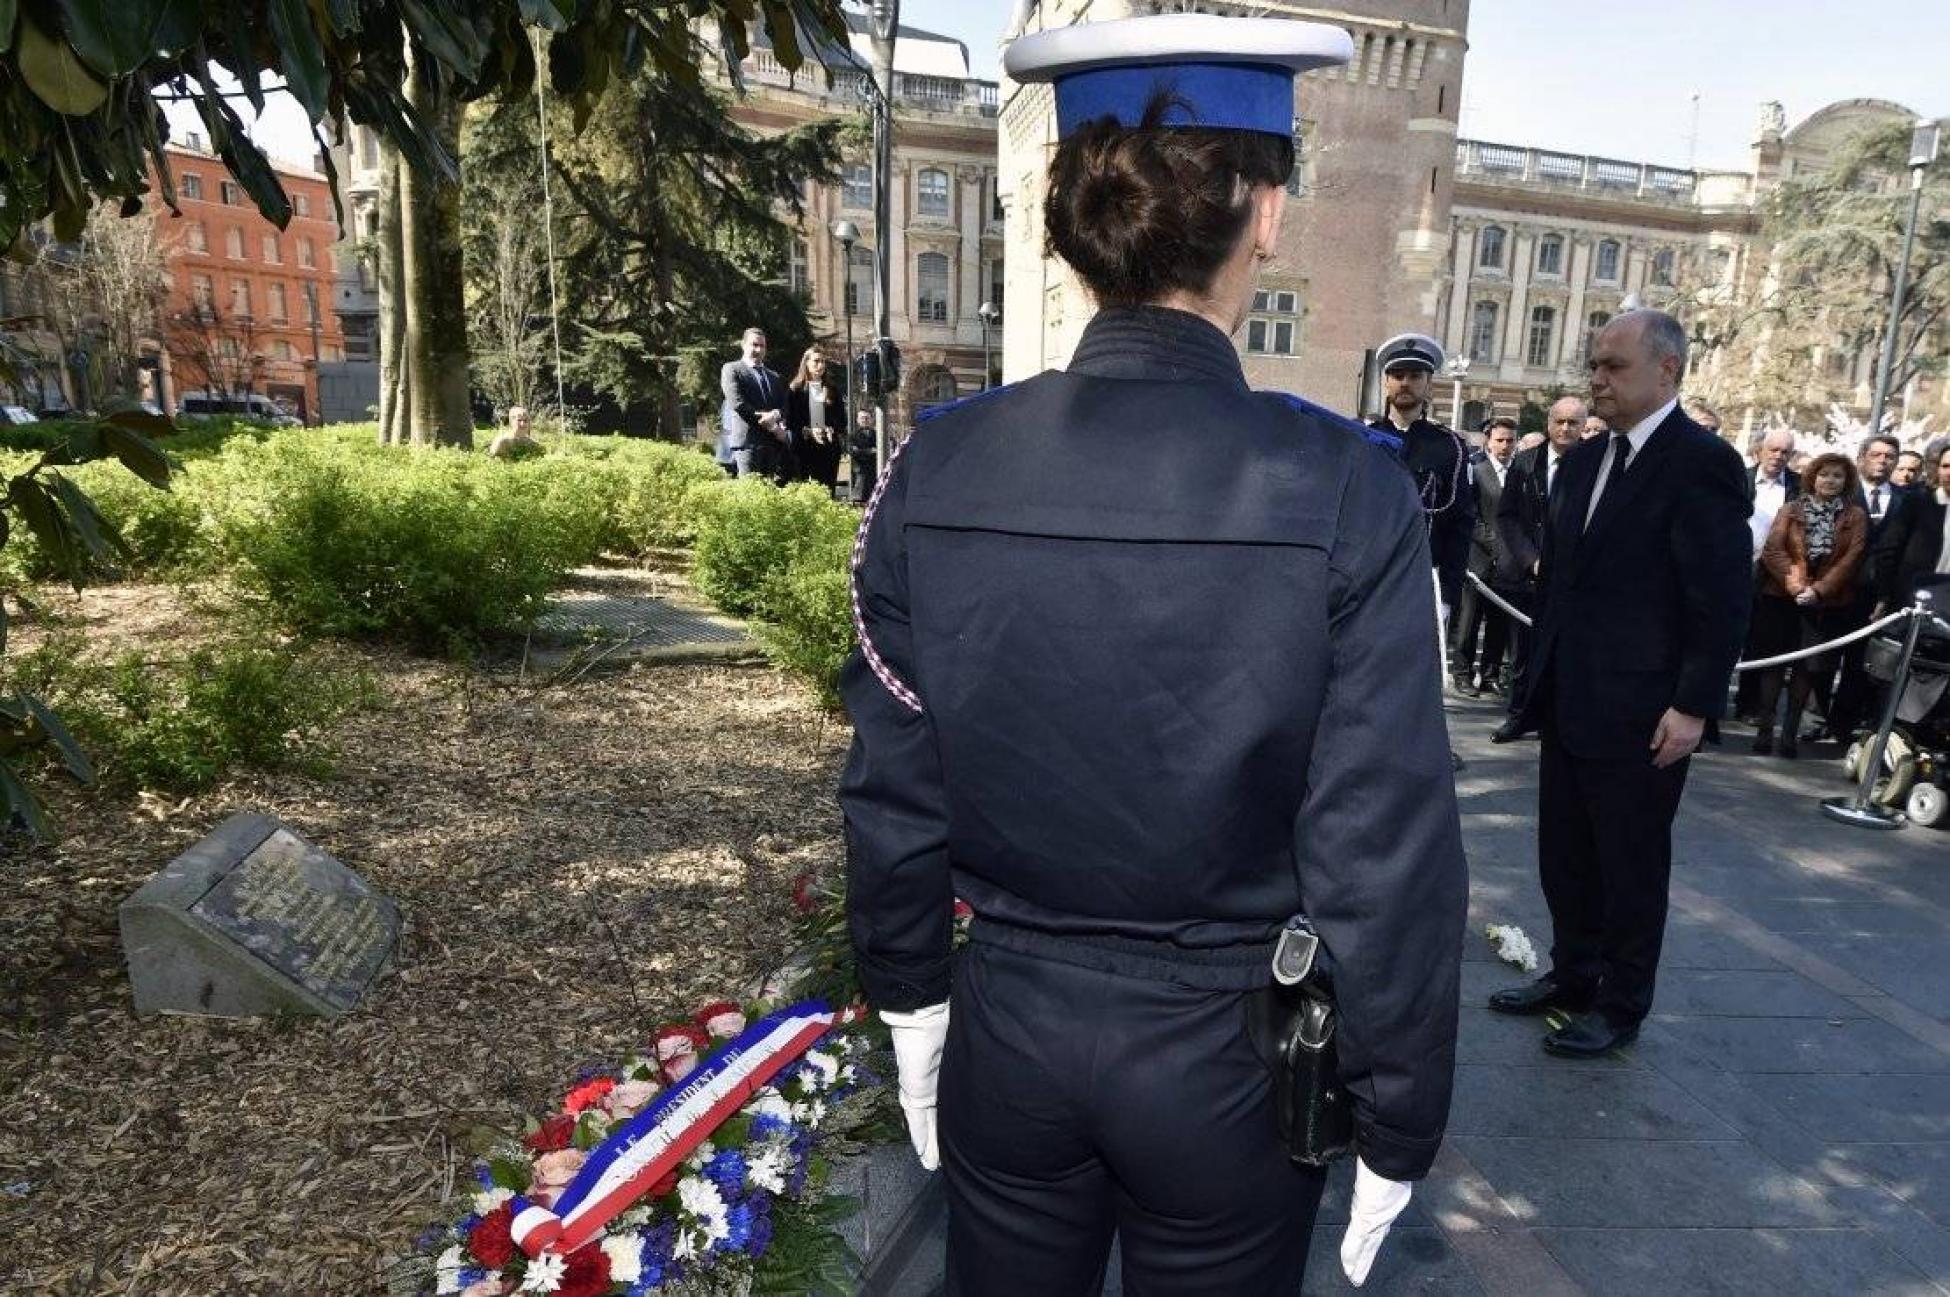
{"left": 840, "top": 15, "right": 1466, "bottom": 1292}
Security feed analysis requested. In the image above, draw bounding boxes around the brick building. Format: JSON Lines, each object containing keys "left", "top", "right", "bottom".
{"left": 154, "top": 140, "right": 346, "bottom": 422}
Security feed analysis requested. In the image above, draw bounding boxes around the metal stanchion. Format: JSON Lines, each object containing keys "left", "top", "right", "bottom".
{"left": 1822, "top": 593, "right": 1932, "bottom": 830}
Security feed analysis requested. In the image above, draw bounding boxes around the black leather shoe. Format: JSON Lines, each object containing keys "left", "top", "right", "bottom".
{"left": 1452, "top": 676, "right": 1481, "bottom": 697}
{"left": 1542, "top": 1011, "right": 1638, "bottom": 1058}
{"left": 1489, "top": 718, "right": 1531, "bottom": 744}
{"left": 1487, "top": 976, "right": 1593, "bottom": 1016}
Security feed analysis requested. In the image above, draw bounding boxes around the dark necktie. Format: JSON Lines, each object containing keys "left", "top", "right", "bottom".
{"left": 1587, "top": 434, "right": 1631, "bottom": 530}
{"left": 1870, "top": 485, "right": 1886, "bottom": 519}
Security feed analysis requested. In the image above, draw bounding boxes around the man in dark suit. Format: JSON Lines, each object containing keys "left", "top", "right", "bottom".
{"left": 1734, "top": 428, "right": 1801, "bottom": 721}
{"left": 1452, "top": 417, "right": 1518, "bottom": 694}
{"left": 1489, "top": 310, "right": 1752, "bottom": 1057}
{"left": 718, "top": 327, "right": 789, "bottom": 479}
{"left": 1489, "top": 395, "right": 1585, "bottom": 743}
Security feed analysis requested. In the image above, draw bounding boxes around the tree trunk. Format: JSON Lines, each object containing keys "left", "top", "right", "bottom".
{"left": 376, "top": 140, "right": 408, "bottom": 446}
{"left": 401, "top": 46, "right": 473, "bottom": 449}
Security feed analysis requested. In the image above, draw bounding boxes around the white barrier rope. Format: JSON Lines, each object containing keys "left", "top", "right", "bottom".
{"left": 1461, "top": 571, "right": 1925, "bottom": 674}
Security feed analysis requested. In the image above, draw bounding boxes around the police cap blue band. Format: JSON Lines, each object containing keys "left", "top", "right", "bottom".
{"left": 1055, "top": 62, "right": 1295, "bottom": 138}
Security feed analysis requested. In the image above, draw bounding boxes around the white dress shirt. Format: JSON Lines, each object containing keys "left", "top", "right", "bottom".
{"left": 808, "top": 382, "right": 828, "bottom": 433}
{"left": 1586, "top": 397, "right": 1677, "bottom": 526}
{"left": 1937, "top": 489, "right": 1950, "bottom": 576}
{"left": 1866, "top": 480, "right": 1892, "bottom": 522}
{"left": 1546, "top": 449, "right": 1563, "bottom": 498}
{"left": 1750, "top": 470, "right": 1790, "bottom": 559}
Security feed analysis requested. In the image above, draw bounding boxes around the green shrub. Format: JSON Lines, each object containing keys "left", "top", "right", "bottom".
{"left": 608, "top": 442, "right": 730, "bottom": 551}
{"left": 692, "top": 482, "right": 858, "bottom": 621}
{"left": 209, "top": 440, "right": 606, "bottom": 649}
{"left": 758, "top": 558, "right": 856, "bottom": 709}
{"left": 3, "top": 632, "right": 375, "bottom": 792}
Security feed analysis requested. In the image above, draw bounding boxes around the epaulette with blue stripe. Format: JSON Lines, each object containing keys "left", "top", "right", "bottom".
{"left": 1266, "top": 390, "right": 1403, "bottom": 458}
{"left": 914, "top": 381, "right": 1021, "bottom": 425}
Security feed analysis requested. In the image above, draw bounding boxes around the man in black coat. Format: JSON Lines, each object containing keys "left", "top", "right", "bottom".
{"left": 1451, "top": 417, "right": 1518, "bottom": 695}
{"left": 1490, "top": 395, "right": 1585, "bottom": 743}
{"left": 1489, "top": 310, "right": 1752, "bottom": 1057}
{"left": 1826, "top": 434, "right": 1908, "bottom": 738}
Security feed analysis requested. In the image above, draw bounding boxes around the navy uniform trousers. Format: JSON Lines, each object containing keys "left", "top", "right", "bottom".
{"left": 940, "top": 939, "right": 1326, "bottom": 1296}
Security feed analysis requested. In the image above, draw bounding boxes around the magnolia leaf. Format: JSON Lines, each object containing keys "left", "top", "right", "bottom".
{"left": 398, "top": 0, "right": 487, "bottom": 80}
{"left": 11, "top": 477, "right": 81, "bottom": 588}
{"left": 17, "top": 12, "right": 109, "bottom": 116}
{"left": 316, "top": 0, "right": 361, "bottom": 36}
{"left": 48, "top": 471, "right": 129, "bottom": 565}
{"left": 517, "top": 0, "right": 571, "bottom": 33}
{"left": 99, "top": 422, "right": 174, "bottom": 488}
{"left": 22, "top": 693, "right": 93, "bottom": 785}
{"left": 0, "top": 0, "right": 17, "bottom": 55}
{"left": 0, "top": 757, "right": 54, "bottom": 840}
{"left": 267, "top": 0, "right": 329, "bottom": 120}
{"left": 55, "top": 0, "right": 199, "bottom": 78}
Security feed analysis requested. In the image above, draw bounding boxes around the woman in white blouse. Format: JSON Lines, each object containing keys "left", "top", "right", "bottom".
{"left": 787, "top": 346, "right": 846, "bottom": 496}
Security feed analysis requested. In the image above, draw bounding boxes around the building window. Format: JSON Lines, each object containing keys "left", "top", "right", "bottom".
{"left": 917, "top": 168, "right": 950, "bottom": 219}
{"left": 985, "top": 258, "right": 1004, "bottom": 316}
{"left": 297, "top": 237, "right": 315, "bottom": 269}
{"left": 916, "top": 368, "right": 957, "bottom": 408}
{"left": 845, "top": 245, "right": 873, "bottom": 316}
{"left": 293, "top": 194, "right": 310, "bottom": 218}
{"left": 1536, "top": 234, "right": 1564, "bottom": 277}
{"left": 230, "top": 279, "right": 251, "bottom": 316}
{"left": 1709, "top": 247, "right": 1733, "bottom": 281}
{"left": 221, "top": 180, "right": 243, "bottom": 206}
{"left": 916, "top": 251, "right": 950, "bottom": 322}
{"left": 841, "top": 164, "right": 872, "bottom": 210}
{"left": 1526, "top": 305, "right": 1557, "bottom": 367}
{"left": 788, "top": 237, "right": 810, "bottom": 302}
{"left": 1595, "top": 239, "right": 1621, "bottom": 282}
{"left": 1582, "top": 310, "right": 1611, "bottom": 364}
{"left": 268, "top": 282, "right": 288, "bottom": 320}
{"left": 262, "top": 233, "right": 281, "bottom": 263}
{"left": 180, "top": 172, "right": 204, "bottom": 200}
{"left": 1651, "top": 248, "right": 1676, "bottom": 286}
{"left": 272, "top": 339, "right": 294, "bottom": 361}
{"left": 225, "top": 226, "right": 244, "bottom": 259}
{"left": 359, "top": 128, "right": 380, "bottom": 170}
{"left": 1477, "top": 226, "right": 1506, "bottom": 271}
{"left": 990, "top": 175, "right": 1004, "bottom": 223}
{"left": 1469, "top": 300, "right": 1500, "bottom": 362}
{"left": 1244, "top": 289, "right": 1300, "bottom": 356}
{"left": 185, "top": 221, "right": 207, "bottom": 253}
{"left": 190, "top": 273, "right": 214, "bottom": 308}
{"left": 304, "top": 284, "right": 320, "bottom": 324}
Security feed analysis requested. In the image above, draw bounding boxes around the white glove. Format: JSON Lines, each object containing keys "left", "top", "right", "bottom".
{"left": 880, "top": 1001, "right": 949, "bottom": 1171}
{"left": 1340, "top": 1157, "right": 1412, "bottom": 1287}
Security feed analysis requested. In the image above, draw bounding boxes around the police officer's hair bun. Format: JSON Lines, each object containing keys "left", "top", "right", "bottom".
{"left": 1045, "top": 90, "right": 1294, "bottom": 308}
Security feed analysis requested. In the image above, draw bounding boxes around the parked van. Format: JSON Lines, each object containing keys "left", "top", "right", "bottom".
{"left": 176, "top": 391, "right": 302, "bottom": 427}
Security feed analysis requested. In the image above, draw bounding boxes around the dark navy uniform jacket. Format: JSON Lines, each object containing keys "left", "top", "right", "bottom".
{"left": 840, "top": 306, "right": 1468, "bottom": 1181}
{"left": 1365, "top": 413, "right": 1475, "bottom": 612}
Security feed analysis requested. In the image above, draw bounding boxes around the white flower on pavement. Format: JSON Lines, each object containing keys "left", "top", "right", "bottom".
{"left": 1484, "top": 923, "right": 1539, "bottom": 973}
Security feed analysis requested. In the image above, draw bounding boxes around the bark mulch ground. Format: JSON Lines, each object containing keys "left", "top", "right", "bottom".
{"left": 0, "top": 583, "right": 851, "bottom": 1295}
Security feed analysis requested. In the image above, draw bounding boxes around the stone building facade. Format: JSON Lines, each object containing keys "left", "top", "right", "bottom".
{"left": 720, "top": 13, "right": 1006, "bottom": 425}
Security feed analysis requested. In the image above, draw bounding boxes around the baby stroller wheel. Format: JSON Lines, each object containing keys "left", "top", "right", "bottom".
{"left": 1907, "top": 781, "right": 1949, "bottom": 829}
{"left": 1843, "top": 739, "right": 1866, "bottom": 779}
{"left": 1845, "top": 732, "right": 1916, "bottom": 807}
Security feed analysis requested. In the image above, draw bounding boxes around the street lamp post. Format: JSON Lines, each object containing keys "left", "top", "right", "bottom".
{"left": 1866, "top": 120, "right": 1941, "bottom": 440}
{"left": 832, "top": 219, "right": 860, "bottom": 452}
{"left": 869, "top": 0, "right": 899, "bottom": 468}
{"left": 1444, "top": 354, "right": 1471, "bottom": 428}
{"left": 978, "top": 300, "right": 999, "bottom": 390}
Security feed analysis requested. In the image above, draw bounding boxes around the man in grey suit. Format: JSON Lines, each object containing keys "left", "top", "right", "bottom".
{"left": 719, "top": 327, "right": 788, "bottom": 479}
{"left": 1451, "top": 417, "right": 1519, "bottom": 695}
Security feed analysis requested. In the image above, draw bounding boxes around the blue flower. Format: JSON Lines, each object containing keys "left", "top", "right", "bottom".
{"left": 704, "top": 1149, "right": 747, "bottom": 1198}
{"left": 749, "top": 1113, "right": 794, "bottom": 1142}
{"left": 456, "top": 1213, "right": 482, "bottom": 1236}
{"left": 748, "top": 1210, "right": 775, "bottom": 1258}
{"left": 721, "top": 1201, "right": 756, "bottom": 1252}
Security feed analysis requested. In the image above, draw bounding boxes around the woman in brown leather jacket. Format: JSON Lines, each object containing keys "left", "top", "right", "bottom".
{"left": 1751, "top": 452, "right": 1868, "bottom": 756}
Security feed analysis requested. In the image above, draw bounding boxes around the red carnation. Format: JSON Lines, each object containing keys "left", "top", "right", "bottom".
{"left": 649, "top": 1169, "right": 679, "bottom": 1198}
{"left": 556, "top": 1243, "right": 613, "bottom": 1297}
{"left": 524, "top": 1113, "right": 576, "bottom": 1153}
{"left": 468, "top": 1202, "right": 516, "bottom": 1269}
{"left": 693, "top": 1000, "right": 741, "bottom": 1028}
{"left": 563, "top": 1076, "right": 616, "bottom": 1115}
{"left": 952, "top": 898, "right": 973, "bottom": 921}
{"left": 791, "top": 871, "right": 818, "bottom": 914}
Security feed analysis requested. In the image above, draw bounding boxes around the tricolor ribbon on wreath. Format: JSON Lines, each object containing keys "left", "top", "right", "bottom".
{"left": 509, "top": 1000, "right": 849, "bottom": 1259}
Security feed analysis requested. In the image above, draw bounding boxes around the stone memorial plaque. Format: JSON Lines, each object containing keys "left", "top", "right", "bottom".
{"left": 120, "top": 812, "right": 399, "bottom": 1018}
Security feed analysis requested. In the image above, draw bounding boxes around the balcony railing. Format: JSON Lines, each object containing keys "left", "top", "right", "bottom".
{"left": 732, "top": 49, "right": 998, "bottom": 117}
{"left": 1456, "top": 139, "right": 1698, "bottom": 205}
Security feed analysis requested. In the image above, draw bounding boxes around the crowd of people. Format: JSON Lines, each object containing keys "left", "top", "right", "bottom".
{"left": 715, "top": 326, "right": 880, "bottom": 501}
{"left": 1446, "top": 402, "right": 1950, "bottom": 757}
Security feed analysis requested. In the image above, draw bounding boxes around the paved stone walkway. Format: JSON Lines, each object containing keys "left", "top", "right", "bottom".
{"left": 865, "top": 694, "right": 1950, "bottom": 1296}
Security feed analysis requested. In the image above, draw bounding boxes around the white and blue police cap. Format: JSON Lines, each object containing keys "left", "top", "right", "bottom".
{"left": 1003, "top": 15, "right": 1353, "bottom": 141}
{"left": 1377, "top": 333, "right": 1446, "bottom": 375}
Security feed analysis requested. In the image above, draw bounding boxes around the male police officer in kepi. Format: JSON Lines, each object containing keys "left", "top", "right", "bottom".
{"left": 1369, "top": 333, "right": 1475, "bottom": 628}
{"left": 843, "top": 13, "right": 1465, "bottom": 1296}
